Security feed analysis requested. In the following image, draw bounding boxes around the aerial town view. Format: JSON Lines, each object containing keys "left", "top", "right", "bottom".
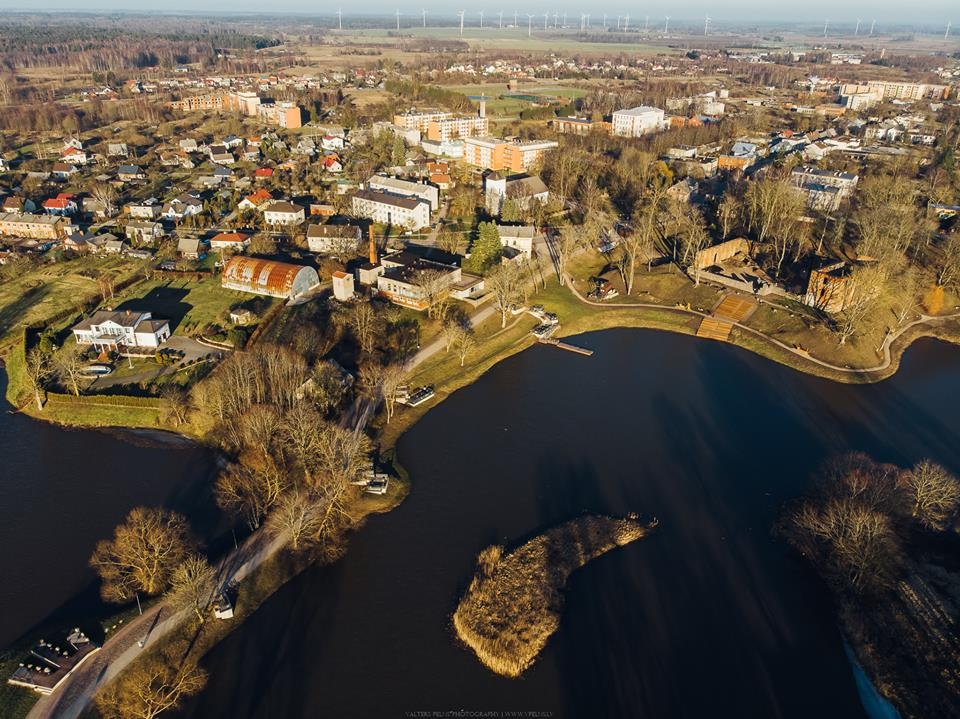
{"left": 0, "top": 2, "right": 958, "bottom": 718}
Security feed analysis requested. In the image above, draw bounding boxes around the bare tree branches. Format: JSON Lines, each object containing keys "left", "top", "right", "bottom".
{"left": 899, "top": 460, "right": 960, "bottom": 530}
{"left": 90, "top": 507, "right": 195, "bottom": 602}
{"left": 167, "top": 554, "right": 216, "bottom": 624}
{"left": 94, "top": 653, "right": 207, "bottom": 719}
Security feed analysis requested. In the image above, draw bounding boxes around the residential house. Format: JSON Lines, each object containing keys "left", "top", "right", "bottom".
{"left": 322, "top": 155, "right": 343, "bottom": 173}
{"left": 210, "top": 231, "right": 251, "bottom": 251}
{"left": 42, "top": 194, "right": 78, "bottom": 216}
{"left": 60, "top": 147, "right": 88, "bottom": 165}
{"left": 484, "top": 173, "right": 549, "bottom": 215}
{"left": 127, "top": 201, "right": 161, "bottom": 220}
{"left": 106, "top": 142, "right": 128, "bottom": 158}
{"left": 209, "top": 145, "right": 235, "bottom": 165}
{"left": 262, "top": 201, "right": 305, "bottom": 226}
{"left": 125, "top": 220, "right": 165, "bottom": 244}
{"left": 238, "top": 188, "right": 273, "bottom": 212}
{"left": 179, "top": 138, "right": 200, "bottom": 153}
{"left": 790, "top": 166, "right": 859, "bottom": 211}
{"left": 322, "top": 135, "right": 346, "bottom": 151}
{"left": 0, "top": 213, "right": 69, "bottom": 240}
{"left": 103, "top": 237, "right": 127, "bottom": 254}
{"left": 117, "top": 165, "right": 145, "bottom": 182}
{"left": 162, "top": 193, "right": 203, "bottom": 221}
{"left": 52, "top": 163, "right": 78, "bottom": 180}
{"left": 254, "top": 167, "right": 274, "bottom": 180}
{"left": 177, "top": 237, "right": 205, "bottom": 260}
{"left": 2, "top": 197, "right": 36, "bottom": 214}
{"left": 71, "top": 310, "right": 171, "bottom": 352}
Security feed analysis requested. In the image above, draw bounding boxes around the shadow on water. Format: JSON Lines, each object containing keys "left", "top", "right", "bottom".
{"left": 177, "top": 330, "right": 960, "bottom": 719}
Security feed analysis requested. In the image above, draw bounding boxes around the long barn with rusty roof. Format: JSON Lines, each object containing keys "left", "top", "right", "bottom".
{"left": 221, "top": 256, "right": 320, "bottom": 300}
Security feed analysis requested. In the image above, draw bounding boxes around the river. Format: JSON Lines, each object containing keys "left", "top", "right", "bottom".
{"left": 0, "top": 373, "right": 221, "bottom": 649}
{"left": 21, "top": 329, "right": 960, "bottom": 718}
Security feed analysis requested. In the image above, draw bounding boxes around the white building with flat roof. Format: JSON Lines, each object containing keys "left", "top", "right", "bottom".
{"left": 352, "top": 190, "right": 431, "bottom": 230}
{"left": 612, "top": 106, "right": 666, "bottom": 137}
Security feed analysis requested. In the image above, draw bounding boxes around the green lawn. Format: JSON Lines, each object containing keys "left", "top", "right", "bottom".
{"left": 108, "top": 276, "right": 274, "bottom": 337}
{"left": 0, "top": 256, "right": 142, "bottom": 350}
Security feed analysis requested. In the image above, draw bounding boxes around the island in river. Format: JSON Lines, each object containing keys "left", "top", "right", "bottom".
{"left": 454, "top": 514, "right": 656, "bottom": 677}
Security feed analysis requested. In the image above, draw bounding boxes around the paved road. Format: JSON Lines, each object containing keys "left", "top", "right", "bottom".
{"left": 25, "top": 475, "right": 300, "bottom": 719}
{"left": 407, "top": 303, "right": 496, "bottom": 370}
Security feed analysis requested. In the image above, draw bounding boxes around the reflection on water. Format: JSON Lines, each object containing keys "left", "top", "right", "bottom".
{"left": 179, "top": 331, "right": 960, "bottom": 719}
{"left": 0, "top": 373, "right": 220, "bottom": 647}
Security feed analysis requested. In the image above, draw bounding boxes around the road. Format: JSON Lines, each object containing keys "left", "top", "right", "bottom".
{"left": 407, "top": 303, "right": 496, "bottom": 370}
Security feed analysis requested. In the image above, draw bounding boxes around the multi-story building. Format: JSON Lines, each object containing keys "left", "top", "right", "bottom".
{"left": 790, "top": 166, "right": 859, "bottom": 211}
{"left": 550, "top": 116, "right": 612, "bottom": 135}
{"left": 839, "top": 81, "right": 950, "bottom": 103}
{"left": 463, "top": 137, "right": 559, "bottom": 172}
{"left": 368, "top": 175, "right": 440, "bottom": 211}
{"left": 71, "top": 310, "right": 171, "bottom": 352}
{"left": 611, "top": 106, "right": 666, "bottom": 137}
{"left": 351, "top": 190, "right": 431, "bottom": 230}
{"left": 375, "top": 252, "right": 462, "bottom": 311}
{"left": 171, "top": 91, "right": 301, "bottom": 128}
{"left": 0, "top": 213, "right": 69, "bottom": 240}
{"left": 426, "top": 115, "right": 489, "bottom": 142}
{"left": 393, "top": 110, "right": 454, "bottom": 132}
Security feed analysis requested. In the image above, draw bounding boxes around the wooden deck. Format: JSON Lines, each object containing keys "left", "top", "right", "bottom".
{"left": 696, "top": 317, "right": 734, "bottom": 341}
{"left": 539, "top": 338, "right": 594, "bottom": 356}
{"left": 712, "top": 295, "right": 756, "bottom": 322}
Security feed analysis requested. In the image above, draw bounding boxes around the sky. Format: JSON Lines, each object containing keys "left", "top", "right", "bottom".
{"left": 0, "top": 1, "right": 954, "bottom": 25}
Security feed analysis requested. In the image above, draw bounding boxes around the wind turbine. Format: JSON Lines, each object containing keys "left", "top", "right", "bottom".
{"left": 623, "top": 13, "right": 628, "bottom": 31}
{"left": 498, "top": 10, "right": 503, "bottom": 28}
{"left": 580, "top": 13, "right": 586, "bottom": 32}
{"left": 422, "top": 9, "right": 427, "bottom": 27}
{"left": 458, "top": 10, "right": 465, "bottom": 36}
{"left": 336, "top": 8, "right": 342, "bottom": 30}
{"left": 855, "top": 18, "right": 861, "bottom": 36}
{"left": 563, "top": 11, "right": 567, "bottom": 27}
{"left": 947, "top": 21, "right": 952, "bottom": 40}
{"left": 869, "top": 18, "right": 876, "bottom": 36}
{"left": 554, "top": 13, "right": 558, "bottom": 28}
{"left": 395, "top": 8, "right": 400, "bottom": 30}
{"left": 823, "top": 18, "right": 828, "bottom": 38}
{"left": 645, "top": 15, "right": 649, "bottom": 31}
{"left": 616, "top": 15, "right": 621, "bottom": 30}
{"left": 527, "top": 13, "right": 534, "bottom": 36}
{"left": 586, "top": 14, "right": 590, "bottom": 29}
{"left": 478, "top": 10, "right": 484, "bottom": 28}
{"left": 664, "top": 15, "right": 669, "bottom": 34}
{"left": 704, "top": 15, "right": 710, "bottom": 36}
{"left": 543, "top": 12, "right": 548, "bottom": 30}
{"left": 514, "top": 10, "right": 518, "bottom": 26}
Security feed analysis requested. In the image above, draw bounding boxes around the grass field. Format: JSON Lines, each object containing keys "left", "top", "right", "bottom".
{"left": 108, "top": 276, "right": 272, "bottom": 337}
{"left": 441, "top": 82, "right": 589, "bottom": 116}
{"left": 0, "top": 256, "right": 142, "bottom": 350}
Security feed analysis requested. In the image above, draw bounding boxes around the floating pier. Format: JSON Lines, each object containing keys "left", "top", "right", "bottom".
{"left": 538, "top": 338, "right": 594, "bottom": 356}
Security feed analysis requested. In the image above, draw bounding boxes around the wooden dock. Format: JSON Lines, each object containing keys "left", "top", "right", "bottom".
{"left": 539, "top": 338, "right": 594, "bottom": 356}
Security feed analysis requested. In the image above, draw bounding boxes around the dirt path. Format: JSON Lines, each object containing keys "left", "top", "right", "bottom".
{"left": 563, "top": 276, "right": 960, "bottom": 377}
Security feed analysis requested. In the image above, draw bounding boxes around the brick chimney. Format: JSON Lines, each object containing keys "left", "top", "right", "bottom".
{"left": 368, "top": 225, "right": 377, "bottom": 266}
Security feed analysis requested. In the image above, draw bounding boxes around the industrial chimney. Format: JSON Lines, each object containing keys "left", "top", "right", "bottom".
{"left": 368, "top": 225, "right": 378, "bottom": 266}
{"left": 479, "top": 96, "right": 486, "bottom": 119}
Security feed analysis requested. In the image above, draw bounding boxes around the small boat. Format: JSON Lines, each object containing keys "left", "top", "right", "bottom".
{"left": 365, "top": 477, "right": 389, "bottom": 495}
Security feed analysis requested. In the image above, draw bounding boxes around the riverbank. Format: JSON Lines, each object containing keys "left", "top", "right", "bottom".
{"left": 453, "top": 514, "right": 656, "bottom": 678}
{"left": 377, "top": 277, "right": 960, "bottom": 452}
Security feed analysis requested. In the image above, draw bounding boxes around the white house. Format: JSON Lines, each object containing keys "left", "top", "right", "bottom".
{"left": 71, "top": 310, "right": 171, "bottom": 352}
{"left": 263, "top": 201, "right": 305, "bottom": 226}
{"left": 611, "top": 106, "right": 666, "bottom": 137}
{"left": 125, "top": 220, "right": 165, "bottom": 244}
{"left": 496, "top": 224, "right": 537, "bottom": 258}
{"left": 127, "top": 201, "right": 161, "bottom": 219}
{"left": 484, "top": 173, "right": 549, "bottom": 216}
{"left": 351, "top": 190, "right": 431, "bottom": 231}
{"left": 162, "top": 193, "right": 203, "bottom": 221}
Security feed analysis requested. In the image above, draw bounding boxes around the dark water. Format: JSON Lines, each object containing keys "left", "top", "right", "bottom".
{"left": 0, "top": 372, "right": 221, "bottom": 648}
{"left": 178, "top": 330, "right": 960, "bottom": 719}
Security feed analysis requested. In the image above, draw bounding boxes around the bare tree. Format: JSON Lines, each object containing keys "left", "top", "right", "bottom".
{"left": 214, "top": 452, "right": 288, "bottom": 531}
{"left": 889, "top": 264, "right": 920, "bottom": 325}
{"left": 281, "top": 404, "right": 323, "bottom": 477}
{"left": 94, "top": 654, "right": 207, "bottom": 719}
{"left": 415, "top": 268, "right": 451, "bottom": 320}
{"left": 552, "top": 225, "right": 586, "bottom": 286}
{"left": 313, "top": 421, "right": 372, "bottom": 490}
{"left": 487, "top": 263, "right": 523, "bottom": 328}
{"left": 167, "top": 554, "right": 216, "bottom": 624}
{"left": 90, "top": 507, "right": 195, "bottom": 602}
{"left": 350, "top": 301, "right": 379, "bottom": 354}
{"left": 91, "top": 182, "right": 119, "bottom": 218}
{"left": 898, "top": 460, "right": 960, "bottom": 530}
{"left": 717, "top": 193, "right": 743, "bottom": 239}
{"left": 931, "top": 233, "right": 960, "bottom": 288}
{"left": 24, "top": 346, "right": 51, "bottom": 411}
{"left": 835, "top": 262, "right": 889, "bottom": 345}
{"left": 268, "top": 490, "right": 323, "bottom": 551}
{"left": 160, "top": 385, "right": 192, "bottom": 427}
{"left": 442, "top": 319, "right": 468, "bottom": 353}
{"left": 455, "top": 328, "right": 477, "bottom": 367}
